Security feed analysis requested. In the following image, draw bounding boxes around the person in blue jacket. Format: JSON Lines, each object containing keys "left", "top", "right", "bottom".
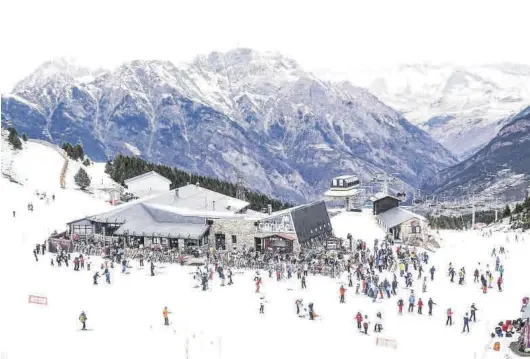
{"left": 408, "top": 294, "right": 415, "bottom": 313}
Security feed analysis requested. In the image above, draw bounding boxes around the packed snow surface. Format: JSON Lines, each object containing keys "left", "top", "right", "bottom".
{"left": 1, "top": 139, "right": 528, "bottom": 359}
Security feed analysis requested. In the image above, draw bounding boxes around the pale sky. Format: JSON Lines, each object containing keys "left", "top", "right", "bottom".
{"left": 1, "top": 0, "right": 529, "bottom": 92}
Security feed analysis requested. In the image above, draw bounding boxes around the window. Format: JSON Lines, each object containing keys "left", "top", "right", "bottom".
{"left": 232, "top": 235, "right": 237, "bottom": 244}
{"left": 412, "top": 226, "right": 421, "bottom": 234}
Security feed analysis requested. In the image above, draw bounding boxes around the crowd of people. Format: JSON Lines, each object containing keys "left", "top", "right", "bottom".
{"left": 34, "top": 222, "right": 528, "bottom": 348}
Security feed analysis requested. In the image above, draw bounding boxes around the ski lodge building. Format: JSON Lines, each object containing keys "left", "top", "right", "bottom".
{"left": 65, "top": 172, "right": 333, "bottom": 253}
{"left": 371, "top": 193, "right": 428, "bottom": 243}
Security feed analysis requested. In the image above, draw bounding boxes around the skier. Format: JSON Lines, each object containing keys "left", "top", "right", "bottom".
{"left": 422, "top": 277, "right": 427, "bottom": 293}
{"left": 339, "top": 285, "right": 346, "bottom": 303}
{"left": 374, "top": 312, "right": 383, "bottom": 332}
{"left": 104, "top": 267, "right": 111, "bottom": 284}
{"left": 227, "top": 268, "right": 233, "bottom": 285}
{"left": 417, "top": 298, "right": 424, "bottom": 315}
{"left": 79, "top": 311, "right": 87, "bottom": 330}
{"left": 428, "top": 298, "right": 436, "bottom": 316}
{"left": 301, "top": 275, "right": 307, "bottom": 289}
{"left": 93, "top": 272, "right": 100, "bottom": 285}
{"left": 497, "top": 276, "right": 503, "bottom": 292}
{"left": 308, "top": 303, "right": 315, "bottom": 320}
{"left": 446, "top": 308, "right": 453, "bottom": 326}
{"left": 397, "top": 298, "right": 404, "bottom": 314}
{"left": 12, "top": 210, "right": 16, "bottom": 218}
{"left": 363, "top": 315, "right": 370, "bottom": 334}
{"left": 255, "top": 275, "right": 262, "bottom": 293}
{"left": 462, "top": 313, "right": 470, "bottom": 333}
{"left": 151, "top": 262, "right": 155, "bottom": 276}
{"left": 295, "top": 299, "right": 302, "bottom": 315}
{"left": 163, "top": 306, "right": 171, "bottom": 325}
{"left": 355, "top": 312, "right": 363, "bottom": 329}
{"left": 259, "top": 296, "right": 266, "bottom": 314}
{"left": 355, "top": 281, "right": 360, "bottom": 294}
{"left": 408, "top": 294, "right": 415, "bottom": 313}
{"left": 33, "top": 249, "right": 38, "bottom": 262}
{"left": 470, "top": 304, "right": 478, "bottom": 322}
{"left": 474, "top": 269, "right": 479, "bottom": 283}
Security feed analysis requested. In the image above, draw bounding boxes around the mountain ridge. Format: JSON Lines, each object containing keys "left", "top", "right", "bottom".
{"left": 1, "top": 49, "right": 457, "bottom": 203}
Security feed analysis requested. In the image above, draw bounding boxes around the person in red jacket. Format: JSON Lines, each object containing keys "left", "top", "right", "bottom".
{"left": 497, "top": 277, "right": 503, "bottom": 292}
{"left": 446, "top": 308, "right": 453, "bottom": 325}
{"left": 355, "top": 312, "right": 363, "bottom": 330}
{"left": 418, "top": 298, "right": 424, "bottom": 315}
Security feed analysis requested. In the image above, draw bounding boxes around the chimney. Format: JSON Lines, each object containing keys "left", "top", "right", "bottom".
{"left": 174, "top": 188, "right": 179, "bottom": 198}
{"left": 196, "top": 181, "right": 200, "bottom": 188}
{"left": 267, "top": 204, "right": 272, "bottom": 215}
{"left": 212, "top": 200, "right": 216, "bottom": 211}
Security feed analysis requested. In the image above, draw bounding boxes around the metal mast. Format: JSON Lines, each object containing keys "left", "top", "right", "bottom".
{"left": 235, "top": 171, "right": 246, "bottom": 202}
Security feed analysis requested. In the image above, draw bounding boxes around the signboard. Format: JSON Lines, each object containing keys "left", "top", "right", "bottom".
{"left": 258, "top": 222, "right": 295, "bottom": 233}
{"left": 375, "top": 337, "right": 397, "bottom": 349}
{"left": 28, "top": 295, "right": 48, "bottom": 306}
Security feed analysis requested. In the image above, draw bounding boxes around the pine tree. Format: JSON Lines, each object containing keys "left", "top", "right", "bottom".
{"left": 74, "top": 144, "right": 84, "bottom": 160}
{"left": 7, "top": 127, "right": 22, "bottom": 150}
{"left": 22, "top": 133, "right": 28, "bottom": 142}
{"left": 74, "top": 168, "right": 91, "bottom": 190}
{"left": 502, "top": 205, "right": 511, "bottom": 218}
{"left": 82, "top": 158, "right": 91, "bottom": 166}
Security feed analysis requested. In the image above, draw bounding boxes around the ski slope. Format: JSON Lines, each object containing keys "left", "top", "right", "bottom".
{"left": 1, "top": 140, "right": 528, "bottom": 359}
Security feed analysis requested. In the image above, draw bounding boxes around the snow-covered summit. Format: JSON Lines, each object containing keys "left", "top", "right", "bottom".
{"left": 2, "top": 50, "right": 457, "bottom": 203}
{"left": 325, "top": 63, "right": 530, "bottom": 159}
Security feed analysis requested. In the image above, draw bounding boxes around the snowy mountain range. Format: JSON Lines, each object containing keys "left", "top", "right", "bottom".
{"left": 1, "top": 49, "right": 457, "bottom": 202}
{"left": 424, "top": 106, "right": 530, "bottom": 201}
{"left": 323, "top": 63, "right": 530, "bottom": 160}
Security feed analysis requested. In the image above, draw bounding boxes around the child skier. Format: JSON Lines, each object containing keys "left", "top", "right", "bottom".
{"left": 446, "top": 308, "right": 453, "bottom": 326}
{"left": 79, "top": 311, "right": 87, "bottom": 330}
{"left": 163, "top": 306, "right": 171, "bottom": 325}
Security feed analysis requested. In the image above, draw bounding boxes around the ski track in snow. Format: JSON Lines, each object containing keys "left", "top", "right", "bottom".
{"left": 1, "top": 143, "right": 528, "bottom": 359}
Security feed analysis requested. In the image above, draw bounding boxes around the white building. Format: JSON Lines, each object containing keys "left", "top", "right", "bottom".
{"left": 124, "top": 171, "right": 172, "bottom": 198}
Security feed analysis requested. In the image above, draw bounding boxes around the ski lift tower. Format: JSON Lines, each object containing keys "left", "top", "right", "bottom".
{"left": 371, "top": 173, "right": 407, "bottom": 201}
{"left": 324, "top": 175, "right": 362, "bottom": 211}
{"left": 235, "top": 171, "right": 246, "bottom": 202}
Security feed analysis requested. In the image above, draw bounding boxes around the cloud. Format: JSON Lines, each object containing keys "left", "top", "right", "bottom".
{"left": 1, "top": 0, "right": 529, "bottom": 92}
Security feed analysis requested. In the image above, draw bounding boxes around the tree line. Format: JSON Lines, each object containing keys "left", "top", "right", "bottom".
{"left": 509, "top": 195, "right": 530, "bottom": 230}
{"left": 105, "top": 154, "right": 293, "bottom": 212}
{"left": 426, "top": 210, "right": 497, "bottom": 230}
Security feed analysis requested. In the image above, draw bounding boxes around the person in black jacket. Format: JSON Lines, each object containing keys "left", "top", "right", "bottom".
{"left": 462, "top": 313, "right": 470, "bottom": 333}
{"left": 470, "top": 304, "right": 478, "bottom": 322}
{"left": 93, "top": 272, "right": 100, "bottom": 285}
{"left": 428, "top": 298, "right": 436, "bottom": 316}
